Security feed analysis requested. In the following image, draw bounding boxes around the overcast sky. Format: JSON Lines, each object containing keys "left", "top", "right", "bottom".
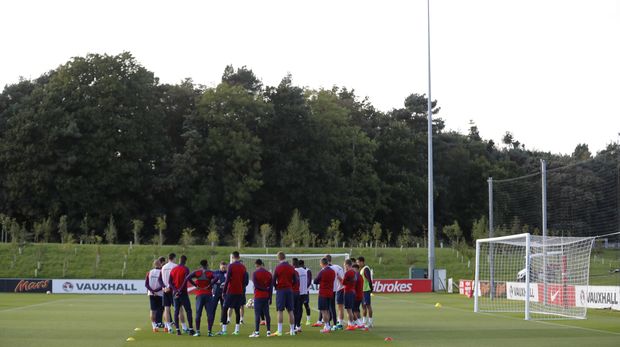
{"left": 1, "top": 0, "right": 618, "bottom": 155}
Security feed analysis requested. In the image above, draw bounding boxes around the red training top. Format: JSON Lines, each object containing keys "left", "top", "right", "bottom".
{"left": 354, "top": 271, "right": 364, "bottom": 301}
{"left": 185, "top": 269, "right": 215, "bottom": 296}
{"left": 169, "top": 264, "right": 190, "bottom": 294}
{"left": 252, "top": 268, "right": 273, "bottom": 299}
{"left": 343, "top": 269, "right": 357, "bottom": 293}
{"left": 273, "top": 261, "right": 297, "bottom": 291}
{"left": 224, "top": 261, "right": 248, "bottom": 295}
{"left": 314, "top": 266, "right": 335, "bottom": 298}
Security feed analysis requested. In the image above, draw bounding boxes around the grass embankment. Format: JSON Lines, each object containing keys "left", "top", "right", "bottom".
{"left": 0, "top": 243, "right": 617, "bottom": 285}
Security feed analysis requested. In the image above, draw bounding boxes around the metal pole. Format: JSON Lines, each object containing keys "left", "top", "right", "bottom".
{"left": 488, "top": 177, "right": 495, "bottom": 299}
{"left": 525, "top": 233, "right": 531, "bottom": 320}
{"left": 474, "top": 239, "right": 481, "bottom": 313}
{"left": 488, "top": 177, "right": 494, "bottom": 238}
{"left": 426, "top": 0, "right": 435, "bottom": 291}
{"left": 541, "top": 159, "right": 548, "bottom": 306}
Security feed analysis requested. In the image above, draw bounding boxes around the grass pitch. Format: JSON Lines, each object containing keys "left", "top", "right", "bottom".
{"left": 0, "top": 293, "right": 619, "bottom": 347}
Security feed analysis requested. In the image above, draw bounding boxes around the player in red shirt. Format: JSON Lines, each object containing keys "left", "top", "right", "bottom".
{"left": 218, "top": 251, "right": 248, "bottom": 336}
{"left": 352, "top": 263, "right": 366, "bottom": 329}
{"left": 248, "top": 259, "right": 273, "bottom": 338}
{"left": 342, "top": 259, "right": 358, "bottom": 330}
{"left": 313, "top": 257, "right": 335, "bottom": 333}
{"left": 169, "top": 255, "right": 195, "bottom": 336}
{"left": 184, "top": 259, "right": 216, "bottom": 337}
{"left": 270, "top": 251, "right": 298, "bottom": 336}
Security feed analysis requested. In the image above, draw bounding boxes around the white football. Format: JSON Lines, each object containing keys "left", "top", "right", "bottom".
{"left": 46, "top": 291, "right": 51, "bottom": 295}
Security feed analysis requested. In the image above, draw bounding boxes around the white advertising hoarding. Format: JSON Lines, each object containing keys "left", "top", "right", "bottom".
{"left": 52, "top": 279, "right": 146, "bottom": 294}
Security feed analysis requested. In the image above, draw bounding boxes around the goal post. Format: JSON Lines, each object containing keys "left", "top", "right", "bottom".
{"left": 475, "top": 233, "right": 594, "bottom": 320}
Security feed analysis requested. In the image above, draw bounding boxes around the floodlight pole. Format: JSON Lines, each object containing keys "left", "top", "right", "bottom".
{"left": 426, "top": 0, "right": 435, "bottom": 291}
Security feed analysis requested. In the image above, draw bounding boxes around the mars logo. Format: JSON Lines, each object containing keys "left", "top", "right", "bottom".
{"left": 62, "top": 282, "right": 74, "bottom": 292}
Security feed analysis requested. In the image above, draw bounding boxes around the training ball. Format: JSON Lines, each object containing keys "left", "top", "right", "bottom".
{"left": 435, "top": 302, "right": 442, "bottom": 308}
{"left": 384, "top": 337, "right": 393, "bottom": 342}
{"left": 126, "top": 337, "right": 135, "bottom": 342}
{"left": 46, "top": 291, "right": 51, "bottom": 295}
{"left": 246, "top": 298, "right": 254, "bottom": 308}
{"left": 134, "top": 328, "right": 141, "bottom": 331}
{"left": 371, "top": 293, "right": 375, "bottom": 297}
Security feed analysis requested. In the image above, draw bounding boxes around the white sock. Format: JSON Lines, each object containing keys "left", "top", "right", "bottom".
{"left": 290, "top": 324, "right": 294, "bottom": 333}
{"left": 151, "top": 322, "right": 157, "bottom": 329}
{"left": 306, "top": 316, "right": 311, "bottom": 321}
{"left": 166, "top": 322, "right": 171, "bottom": 329}
{"left": 277, "top": 323, "right": 282, "bottom": 333}
{"left": 369, "top": 318, "right": 373, "bottom": 325}
{"left": 222, "top": 324, "right": 227, "bottom": 333}
{"left": 182, "top": 323, "right": 187, "bottom": 330}
{"left": 235, "top": 324, "right": 240, "bottom": 332}
{"left": 362, "top": 317, "right": 367, "bottom": 324}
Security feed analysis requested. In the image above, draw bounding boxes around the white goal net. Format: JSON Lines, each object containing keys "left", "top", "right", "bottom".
{"left": 475, "top": 233, "right": 595, "bottom": 320}
{"left": 237, "top": 253, "right": 350, "bottom": 290}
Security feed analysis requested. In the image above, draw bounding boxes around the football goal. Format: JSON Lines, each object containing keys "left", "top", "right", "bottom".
{"left": 474, "top": 233, "right": 595, "bottom": 320}
{"left": 236, "top": 253, "right": 350, "bottom": 278}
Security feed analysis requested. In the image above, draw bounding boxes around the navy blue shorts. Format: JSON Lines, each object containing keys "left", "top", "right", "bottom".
{"left": 336, "top": 289, "right": 345, "bottom": 305}
{"left": 149, "top": 295, "right": 162, "bottom": 311}
{"left": 300, "top": 294, "right": 309, "bottom": 304}
{"left": 174, "top": 292, "right": 192, "bottom": 314}
{"left": 363, "top": 291, "right": 372, "bottom": 305}
{"left": 163, "top": 291, "right": 173, "bottom": 307}
{"left": 318, "top": 296, "right": 332, "bottom": 311}
{"left": 353, "top": 299, "right": 361, "bottom": 313}
{"left": 344, "top": 292, "right": 355, "bottom": 310}
{"left": 276, "top": 289, "right": 294, "bottom": 312}
{"left": 224, "top": 294, "right": 243, "bottom": 309}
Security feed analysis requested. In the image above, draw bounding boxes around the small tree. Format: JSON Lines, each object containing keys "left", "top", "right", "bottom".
{"left": 300, "top": 220, "right": 312, "bottom": 247}
{"left": 398, "top": 226, "right": 412, "bottom": 247}
{"left": 371, "top": 222, "right": 382, "bottom": 250}
{"left": 326, "top": 219, "right": 342, "bottom": 248}
{"left": 442, "top": 220, "right": 463, "bottom": 246}
{"left": 58, "top": 215, "right": 69, "bottom": 244}
{"left": 206, "top": 217, "right": 219, "bottom": 247}
{"left": 259, "top": 223, "right": 272, "bottom": 248}
{"left": 386, "top": 230, "right": 393, "bottom": 247}
{"left": 41, "top": 216, "right": 54, "bottom": 243}
{"left": 283, "top": 209, "right": 309, "bottom": 247}
{"left": 155, "top": 215, "right": 167, "bottom": 246}
{"left": 104, "top": 215, "right": 117, "bottom": 244}
{"left": 79, "top": 214, "right": 89, "bottom": 243}
{"left": 232, "top": 216, "right": 248, "bottom": 249}
{"left": 472, "top": 216, "right": 488, "bottom": 241}
{"left": 33, "top": 220, "right": 44, "bottom": 243}
{"left": 180, "top": 227, "right": 195, "bottom": 249}
{"left": 131, "top": 219, "right": 144, "bottom": 245}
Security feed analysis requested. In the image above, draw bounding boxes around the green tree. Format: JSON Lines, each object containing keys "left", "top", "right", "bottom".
{"left": 472, "top": 216, "right": 489, "bottom": 241}
{"left": 259, "top": 223, "right": 272, "bottom": 248}
{"left": 58, "top": 215, "right": 70, "bottom": 244}
{"left": 231, "top": 216, "right": 248, "bottom": 249}
{"left": 79, "top": 214, "right": 89, "bottom": 244}
{"left": 180, "top": 227, "right": 195, "bottom": 248}
{"left": 371, "top": 222, "right": 382, "bottom": 249}
{"left": 206, "top": 217, "right": 219, "bottom": 247}
{"left": 155, "top": 215, "right": 167, "bottom": 246}
{"left": 131, "top": 219, "right": 144, "bottom": 245}
{"left": 398, "top": 226, "right": 412, "bottom": 247}
{"left": 326, "top": 219, "right": 342, "bottom": 247}
{"left": 442, "top": 220, "right": 463, "bottom": 246}
{"left": 0, "top": 52, "right": 169, "bottom": 239}
{"left": 104, "top": 215, "right": 117, "bottom": 244}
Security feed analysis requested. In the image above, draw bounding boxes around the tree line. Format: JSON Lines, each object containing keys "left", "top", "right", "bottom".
{"left": 0, "top": 52, "right": 617, "bottom": 247}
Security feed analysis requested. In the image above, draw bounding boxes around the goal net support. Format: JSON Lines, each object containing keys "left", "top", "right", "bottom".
{"left": 474, "top": 233, "right": 595, "bottom": 320}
